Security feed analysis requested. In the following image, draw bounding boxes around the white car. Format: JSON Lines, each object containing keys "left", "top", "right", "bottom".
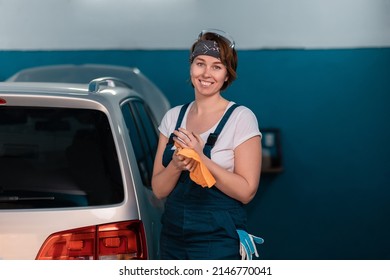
{"left": 0, "top": 65, "right": 170, "bottom": 260}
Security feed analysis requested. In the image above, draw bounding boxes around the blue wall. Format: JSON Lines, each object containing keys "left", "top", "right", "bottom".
{"left": 1, "top": 48, "right": 389, "bottom": 259}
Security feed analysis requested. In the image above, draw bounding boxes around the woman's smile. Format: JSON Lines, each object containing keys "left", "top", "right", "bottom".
{"left": 199, "top": 80, "right": 213, "bottom": 87}
{"left": 191, "top": 55, "right": 228, "bottom": 95}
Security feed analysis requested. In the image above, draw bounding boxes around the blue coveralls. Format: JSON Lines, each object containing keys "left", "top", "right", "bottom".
{"left": 160, "top": 103, "right": 247, "bottom": 260}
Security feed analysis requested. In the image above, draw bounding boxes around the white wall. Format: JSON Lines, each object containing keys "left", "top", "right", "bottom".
{"left": 1, "top": 0, "right": 389, "bottom": 50}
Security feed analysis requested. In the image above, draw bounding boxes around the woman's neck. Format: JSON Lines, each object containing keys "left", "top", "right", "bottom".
{"left": 192, "top": 95, "right": 229, "bottom": 115}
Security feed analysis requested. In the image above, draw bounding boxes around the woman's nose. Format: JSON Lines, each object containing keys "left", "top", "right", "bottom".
{"left": 201, "top": 66, "right": 211, "bottom": 77}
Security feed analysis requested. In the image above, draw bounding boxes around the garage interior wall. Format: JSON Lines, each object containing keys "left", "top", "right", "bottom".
{"left": 1, "top": 0, "right": 390, "bottom": 259}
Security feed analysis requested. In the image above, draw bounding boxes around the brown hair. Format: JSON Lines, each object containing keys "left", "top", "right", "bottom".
{"left": 190, "top": 32, "right": 238, "bottom": 91}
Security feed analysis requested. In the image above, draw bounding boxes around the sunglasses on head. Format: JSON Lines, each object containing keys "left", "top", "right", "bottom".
{"left": 198, "top": 28, "right": 235, "bottom": 49}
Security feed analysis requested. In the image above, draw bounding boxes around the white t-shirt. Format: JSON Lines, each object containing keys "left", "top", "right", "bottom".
{"left": 158, "top": 101, "right": 261, "bottom": 172}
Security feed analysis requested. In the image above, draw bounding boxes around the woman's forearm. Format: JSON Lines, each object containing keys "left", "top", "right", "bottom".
{"left": 151, "top": 161, "right": 182, "bottom": 199}
{"left": 200, "top": 137, "right": 261, "bottom": 204}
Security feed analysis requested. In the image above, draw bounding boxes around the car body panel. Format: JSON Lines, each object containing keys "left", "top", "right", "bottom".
{"left": 0, "top": 68, "right": 168, "bottom": 260}
{"left": 0, "top": 206, "right": 138, "bottom": 260}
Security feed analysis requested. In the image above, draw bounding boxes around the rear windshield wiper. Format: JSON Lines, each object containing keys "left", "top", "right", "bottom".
{"left": 0, "top": 196, "right": 55, "bottom": 202}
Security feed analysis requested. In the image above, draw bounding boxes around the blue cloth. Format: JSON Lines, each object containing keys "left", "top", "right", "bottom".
{"left": 236, "top": 229, "right": 264, "bottom": 260}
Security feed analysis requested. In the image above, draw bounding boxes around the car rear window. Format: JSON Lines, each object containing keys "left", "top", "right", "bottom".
{"left": 0, "top": 107, "right": 124, "bottom": 209}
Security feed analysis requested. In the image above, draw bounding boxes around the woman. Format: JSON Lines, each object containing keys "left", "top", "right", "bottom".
{"left": 152, "top": 29, "right": 263, "bottom": 260}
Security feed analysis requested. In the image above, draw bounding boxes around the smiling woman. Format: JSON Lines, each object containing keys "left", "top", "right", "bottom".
{"left": 190, "top": 55, "right": 228, "bottom": 97}
{"left": 189, "top": 31, "right": 237, "bottom": 94}
{"left": 1, "top": 0, "right": 390, "bottom": 263}
{"left": 151, "top": 29, "right": 264, "bottom": 260}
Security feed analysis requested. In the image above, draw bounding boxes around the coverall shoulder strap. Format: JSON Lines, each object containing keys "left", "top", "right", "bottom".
{"left": 204, "top": 103, "right": 240, "bottom": 156}
{"left": 175, "top": 102, "right": 190, "bottom": 130}
{"left": 167, "top": 102, "right": 190, "bottom": 145}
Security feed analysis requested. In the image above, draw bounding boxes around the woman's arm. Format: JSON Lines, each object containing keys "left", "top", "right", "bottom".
{"left": 208, "top": 135, "right": 262, "bottom": 204}
{"left": 174, "top": 128, "right": 262, "bottom": 204}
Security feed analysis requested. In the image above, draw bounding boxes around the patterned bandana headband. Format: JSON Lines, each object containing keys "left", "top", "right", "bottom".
{"left": 190, "top": 40, "right": 220, "bottom": 62}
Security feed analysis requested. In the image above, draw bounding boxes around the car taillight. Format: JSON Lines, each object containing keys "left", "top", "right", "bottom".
{"left": 36, "top": 220, "right": 147, "bottom": 260}
{"left": 0, "top": 98, "right": 6, "bottom": 105}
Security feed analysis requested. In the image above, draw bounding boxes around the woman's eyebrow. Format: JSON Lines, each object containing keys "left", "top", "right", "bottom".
{"left": 194, "top": 57, "right": 206, "bottom": 62}
{"left": 195, "top": 57, "right": 223, "bottom": 65}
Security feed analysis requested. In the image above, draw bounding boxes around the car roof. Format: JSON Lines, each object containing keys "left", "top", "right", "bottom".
{"left": 0, "top": 82, "right": 89, "bottom": 95}
{"left": 0, "top": 80, "right": 149, "bottom": 120}
{"left": 6, "top": 64, "right": 170, "bottom": 122}
{"left": 0, "top": 81, "right": 140, "bottom": 100}
{"left": 8, "top": 64, "right": 145, "bottom": 84}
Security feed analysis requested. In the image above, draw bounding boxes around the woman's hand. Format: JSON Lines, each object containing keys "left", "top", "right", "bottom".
{"left": 173, "top": 127, "right": 204, "bottom": 155}
{"left": 172, "top": 128, "right": 204, "bottom": 172}
{"left": 171, "top": 151, "right": 197, "bottom": 172}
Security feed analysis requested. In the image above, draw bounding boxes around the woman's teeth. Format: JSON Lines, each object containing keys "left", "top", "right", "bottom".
{"left": 200, "top": 81, "right": 212, "bottom": 86}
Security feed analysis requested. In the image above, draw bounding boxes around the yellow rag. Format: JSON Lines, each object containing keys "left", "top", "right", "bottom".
{"left": 175, "top": 145, "right": 216, "bottom": 188}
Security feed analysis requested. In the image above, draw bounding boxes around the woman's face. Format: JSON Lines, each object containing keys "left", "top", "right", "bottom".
{"left": 190, "top": 55, "right": 228, "bottom": 96}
